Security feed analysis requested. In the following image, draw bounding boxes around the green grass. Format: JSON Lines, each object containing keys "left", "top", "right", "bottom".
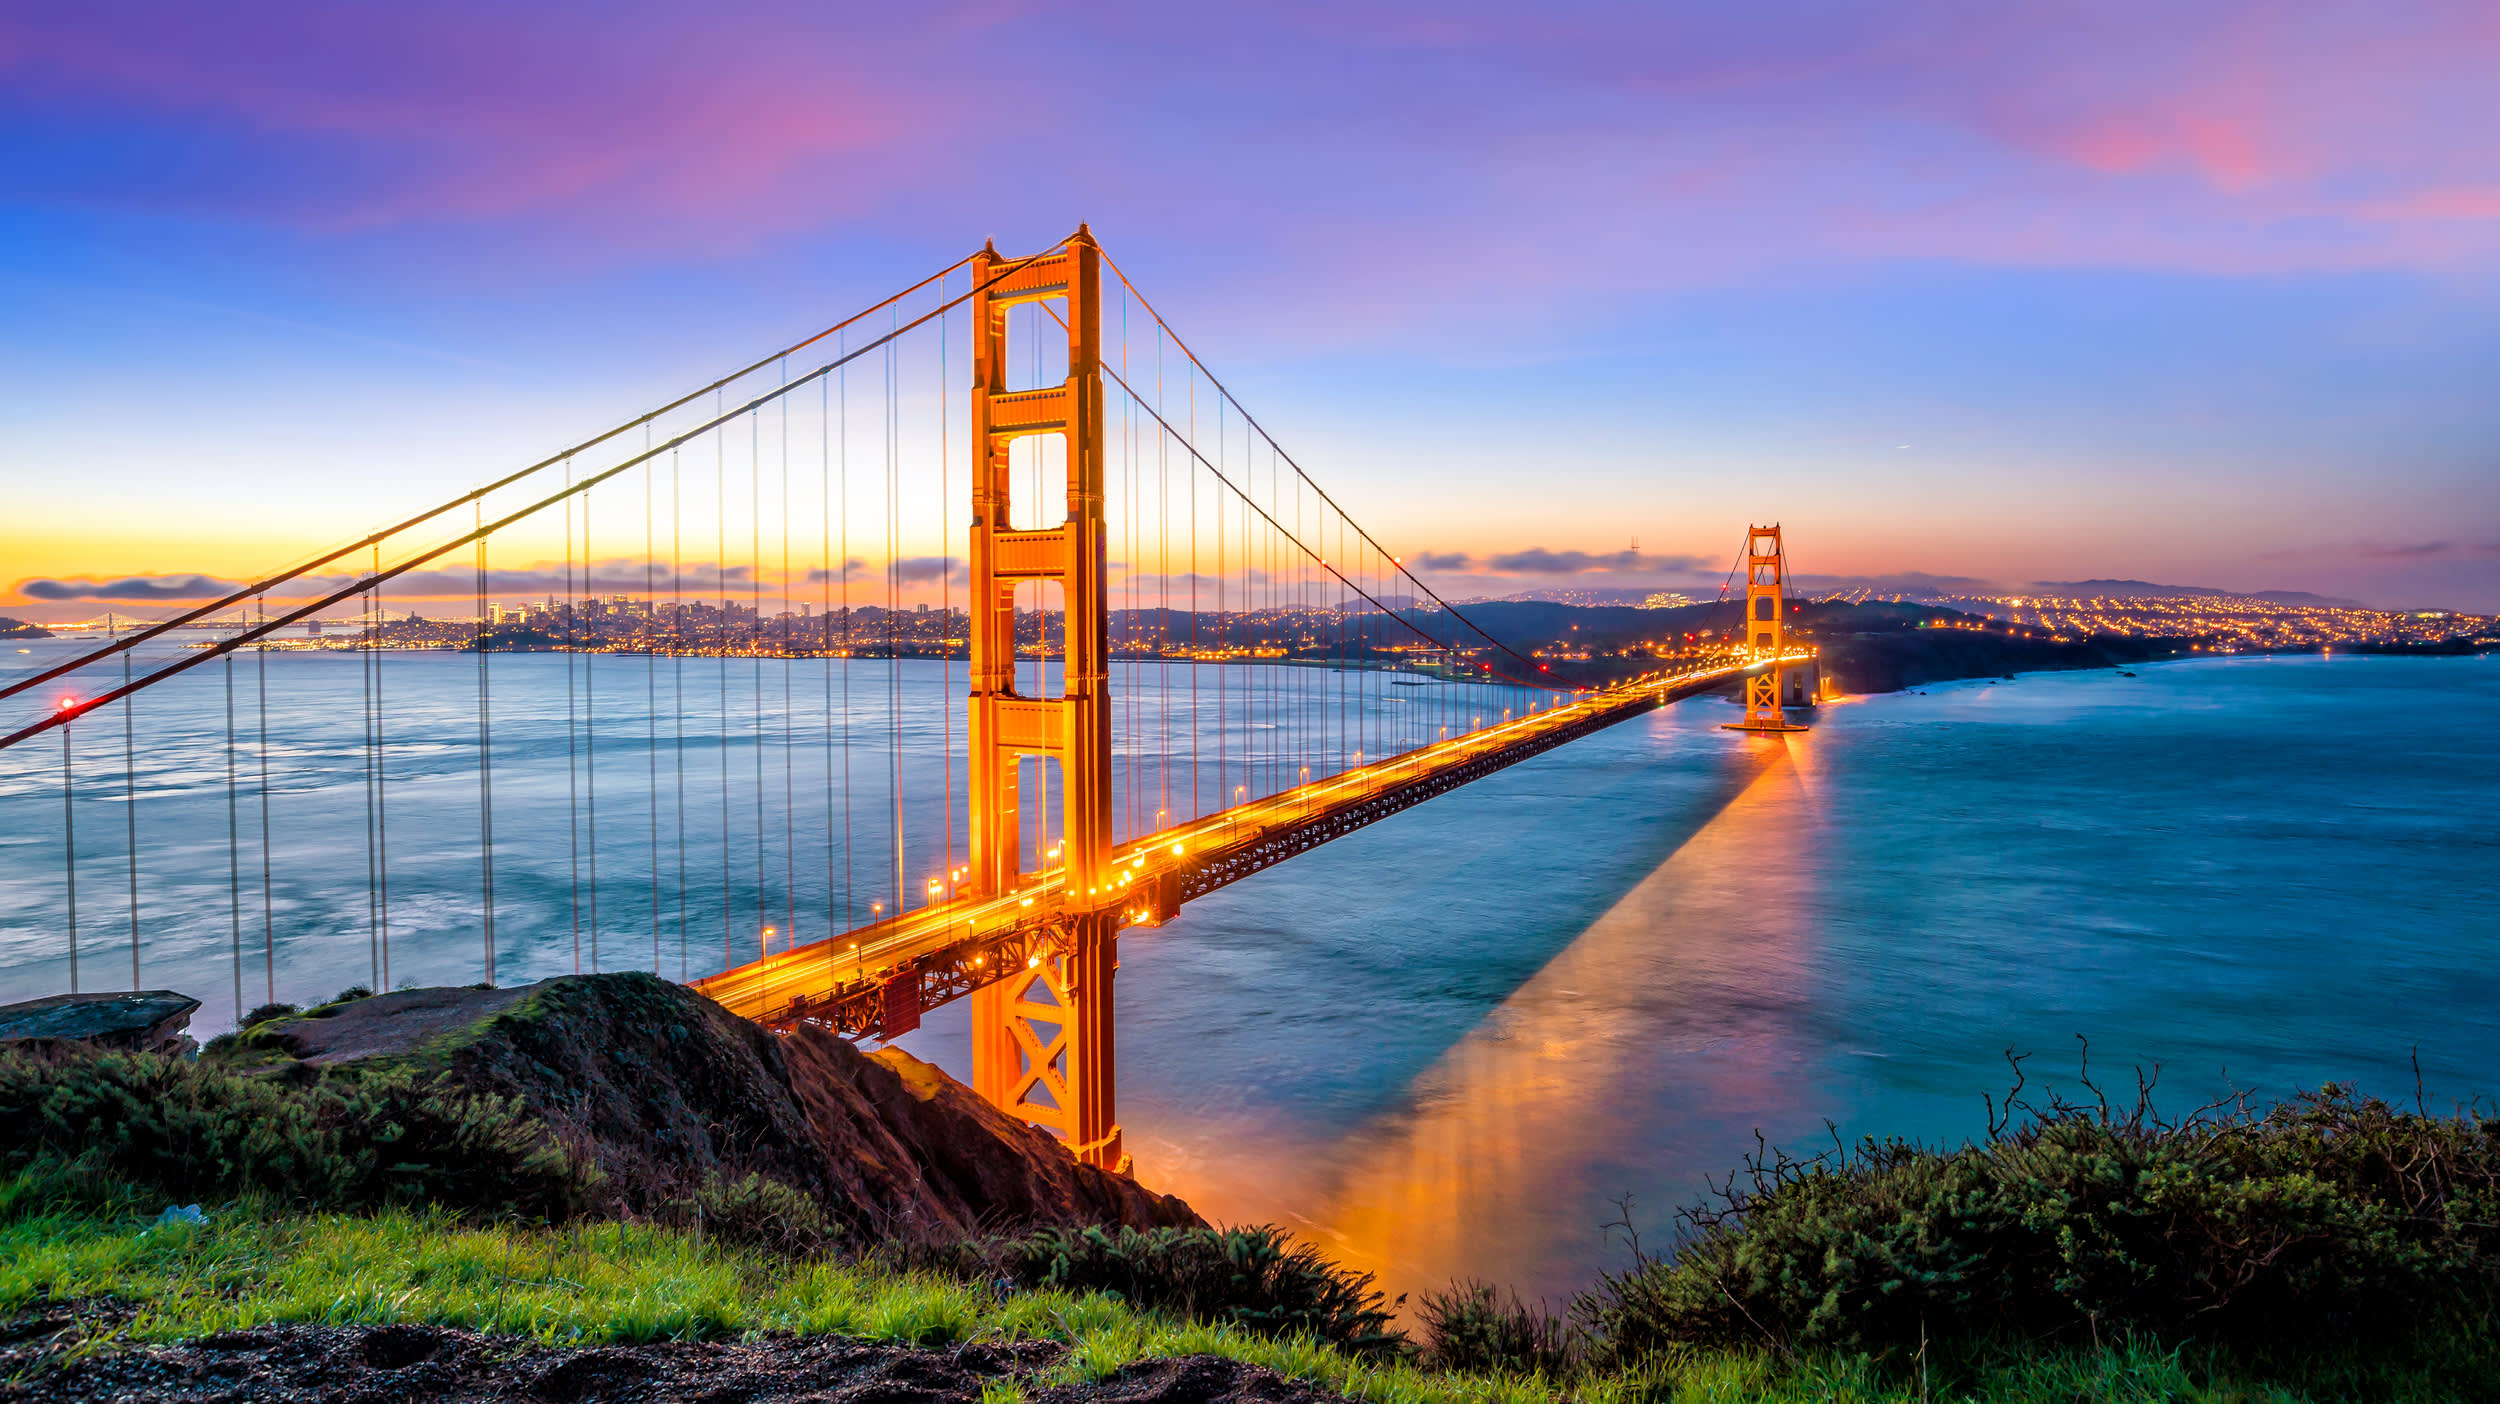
{"left": 0, "top": 1191, "right": 2470, "bottom": 1402}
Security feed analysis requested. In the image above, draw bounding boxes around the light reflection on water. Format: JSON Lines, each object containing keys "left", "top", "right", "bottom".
{"left": 915, "top": 655, "right": 2500, "bottom": 1309}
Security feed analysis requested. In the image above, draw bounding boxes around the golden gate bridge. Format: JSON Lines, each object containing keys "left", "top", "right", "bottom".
{"left": 0, "top": 228, "right": 1811, "bottom": 1175}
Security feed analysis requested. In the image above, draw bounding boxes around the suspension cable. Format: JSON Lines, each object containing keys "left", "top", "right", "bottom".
{"left": 1094, "top": 247, "right": 1548, "bottom": 680}
{"left": 1041, "top": 297, "right": 1552, "bottom": 691}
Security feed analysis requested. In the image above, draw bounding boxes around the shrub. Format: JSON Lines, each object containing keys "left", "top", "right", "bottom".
{"left": 674, "top": 1172, "right": 834, "bottom": 1255}
{"left": 1418, "top": 1279, "right": 1577, "bottom": 1376}
{"left": 1580, "top": 1055, "right": 2500, "bottom": 1364}
{"left": 996, "top": 1224, "right": 1404, "bottom": 1356}
{"left": 0, "top": 1041, "right": 584, "bottom": 1218}
{"left": 241, "top": 1002, "right": 297, "bottom": 1028}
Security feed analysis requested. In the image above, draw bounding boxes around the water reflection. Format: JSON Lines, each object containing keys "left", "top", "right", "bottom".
{"left": 1286, "top": 735, "right": 1826, "bottom": 1305}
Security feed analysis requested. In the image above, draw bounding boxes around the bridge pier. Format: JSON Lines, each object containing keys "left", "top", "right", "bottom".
{"left": 969, "top": 913, "right": 1123, "bottom": 1172}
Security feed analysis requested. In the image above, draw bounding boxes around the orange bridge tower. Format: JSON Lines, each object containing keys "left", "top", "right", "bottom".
{"left": 1724, "top": 523, "right": 1810, "bottom": 734}
{"left": 963, "top": 229, "right": 1126, "bottom": 1172}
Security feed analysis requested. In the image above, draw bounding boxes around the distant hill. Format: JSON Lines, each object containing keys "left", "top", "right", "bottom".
{"left": 2032, "top": 580, "right": 2367, "bottom": 608}
{"left": 0, "top": 616, "right": 53, "bottom": 639}
{"left": 2246, "top": 589, "right": 2369, "bottom": 608}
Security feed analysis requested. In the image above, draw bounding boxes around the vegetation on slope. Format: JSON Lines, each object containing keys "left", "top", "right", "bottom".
{"left": 6, "top": 1022, "right": 2498, "bottom": 1399}
{"left": 0, "top": 1037, "right": 584, "bottom": 1218}
{"left": 1580, "top": 1061, "right": 2500, "bottom": 1371}
{"left": 8, "top": 1181, "right": 2470, "bottom": 1404}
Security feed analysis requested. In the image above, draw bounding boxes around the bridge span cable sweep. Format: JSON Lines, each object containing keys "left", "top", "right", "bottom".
{"left": 0, "top": 228, "right": 1809, "bottom": 1173}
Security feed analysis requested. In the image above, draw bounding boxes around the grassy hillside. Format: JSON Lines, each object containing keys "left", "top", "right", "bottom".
{"left": 9, "top": 1187, "right": 2471, "bottom": 1404}
{"left": 5, "top": 994, "right": 2496, "bottom": 1400}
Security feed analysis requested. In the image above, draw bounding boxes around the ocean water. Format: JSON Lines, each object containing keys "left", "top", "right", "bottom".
{"left": 3, "top": 645, "right": 2494, "bottom": 1307}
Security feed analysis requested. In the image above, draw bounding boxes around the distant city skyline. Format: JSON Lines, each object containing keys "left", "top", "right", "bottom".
{"left": 4, "top": 2, "right": 2496, "bottom": 612}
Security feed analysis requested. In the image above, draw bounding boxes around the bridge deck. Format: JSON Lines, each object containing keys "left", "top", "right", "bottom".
{"left": 691, "top": 655, "right": 1794, "bottom": 1036}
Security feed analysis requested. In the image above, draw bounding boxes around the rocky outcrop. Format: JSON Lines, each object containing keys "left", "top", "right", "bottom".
{"left": 234, "top": 972, "right": 1200, "bottom": 1239}
{"left": 785, "top": 1027, "right": 1199, "bottom": 1237}
{"left": 0, "top": 990, "right": 198, "bottom": 1054}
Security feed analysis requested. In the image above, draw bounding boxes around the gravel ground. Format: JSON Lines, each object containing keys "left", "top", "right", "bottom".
{"left": 0, "top": 1311, "right": 1346, "bottom": 1404}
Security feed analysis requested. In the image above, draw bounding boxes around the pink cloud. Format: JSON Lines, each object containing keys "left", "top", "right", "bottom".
{"left": 0, "top": 3, "right": 937, "bottom": 247}
{"left": 2363, "top": 187, "right": 2500, "bottom": 221}
{"left": 4, "top": 0, "right": 2498, "bottom": 315}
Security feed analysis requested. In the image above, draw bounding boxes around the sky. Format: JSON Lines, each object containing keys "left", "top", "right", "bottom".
{"left": 2, "top": 0, "right": 2497, "bottom": 615}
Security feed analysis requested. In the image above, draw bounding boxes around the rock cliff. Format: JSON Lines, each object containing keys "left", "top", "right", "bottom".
{"left": 232, "top": 972, "right": 1200, "bottom": 1239}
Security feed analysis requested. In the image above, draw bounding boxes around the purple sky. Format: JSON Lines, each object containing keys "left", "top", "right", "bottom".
{"left": 4, "top": 1, "right": 2496, "bottom": 611}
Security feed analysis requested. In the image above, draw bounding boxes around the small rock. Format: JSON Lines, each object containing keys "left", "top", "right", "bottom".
{"left": 0, "top": 990, "right": 201, "bottom": 1055}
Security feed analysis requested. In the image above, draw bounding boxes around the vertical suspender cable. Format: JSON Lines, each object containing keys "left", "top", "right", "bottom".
{"left": 585, "top": 485, "right": 599, "bottom": 972}
{"left": 224, "top": 644, "right": 242, "bottom": 1024}
{"left": 1215, "top": 397, "right": 1225, "bottom": 808}
{"left": 753, "top": 408, "right": 767, "bottom": 958}
{"left": 566, "top": 465, "right": 582, "bottom": 974}
{"left": 1158, "top": 325, "right": 1169, "bottom": 831}
{"left": 477, "top": 504, "right": 496, "bottom": 985}
{"left": 830, "top": 369, "right": 850, "bottom": 959}
{"left": 782, "top": 366, "right": 796, "bottom": 947}
{"left": 363, "top": 588, "right": 380, "bottom": 990}
{"left": 374, "top": 554, "right": 390, "bottom": 991}
{"left": 256, "top": 598, "right": 273, "bottom": 1002}
{"left": 673, "top": 448, "right": 688, "bottom": 980}
{"left": 1030, "top": 308, "right": 1046, "bottom": 870}
{"left": 61, "top": 715, "right": 76, "bottom": 994}
{"left": 839, "top": 336, "right": 853, "bottom": 937}
{"left": 649, "top": 432, "right": 663, "bottom": 974}
{"left": 887, "top": 314, "right": 902, "bottom": 918}
{"left": 121, "top": 626, "right": 138, "bottom": 990}
{"left": 935, "top": 286, "right": 940, "bottom": 884}
{"left": 1188, "top": 368, "right": 1198, "bottom": 821}
{"left": 718, "top": 393, "right": 733, "bottom": 971}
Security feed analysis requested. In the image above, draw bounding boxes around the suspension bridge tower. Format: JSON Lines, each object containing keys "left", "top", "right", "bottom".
{"left": 963, "top": 228, "right": 1127, "bottom": 1172}
{"left": 1724, "top": 523, "right": 1810, "bottom": 734}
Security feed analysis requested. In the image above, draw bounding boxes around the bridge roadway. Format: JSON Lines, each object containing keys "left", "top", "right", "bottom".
{"left": 691, "top": 653, "right": 1802, "bottom": 1038}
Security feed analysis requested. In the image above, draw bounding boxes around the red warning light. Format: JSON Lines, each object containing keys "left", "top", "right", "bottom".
{"left": 57, "top": 696, "right": 75, "bottom": 712}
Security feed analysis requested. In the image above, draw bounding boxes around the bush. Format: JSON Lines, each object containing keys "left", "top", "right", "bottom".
{"left": 241, "top": 1002, "right": 297, "bottom": 1028}
{"left": 996, "top": 1224, "right": 1403, "bottom": 1356}
{"left": 1418, "top": 1279, "right": 1577, "bottom": 1376}
{"left": 0, "top": 1040, "right": 585, "bottom": 1218}
{"left": 674, "top": 1172, "right": 834, "bottom": 1255}
{"left": 1581, "top": 1055, "right": 2500, "bottom": 1364}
